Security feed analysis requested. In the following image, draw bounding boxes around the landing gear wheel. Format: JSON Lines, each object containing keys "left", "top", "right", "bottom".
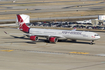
{"left": 46, "top": 37, "right": 50, "bottom": 43}
{"left": 90, "top": 40, "right": 94, "bottom": 45}
{"left": 71, "top": 40, "right": 76, "bottom": 42}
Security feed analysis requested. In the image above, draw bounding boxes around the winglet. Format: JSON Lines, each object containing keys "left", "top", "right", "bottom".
{"left": 4, "top": 31, "right": 8, "bottom": 34}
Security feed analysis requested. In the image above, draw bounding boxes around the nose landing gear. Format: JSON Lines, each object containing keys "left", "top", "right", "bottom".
{"left": 90, "top": 40, "right": 94, "bottom": 45}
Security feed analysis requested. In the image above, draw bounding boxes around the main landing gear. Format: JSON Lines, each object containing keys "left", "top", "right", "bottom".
{"left": 71, "top": 40, "right": 76, "bottom": 42}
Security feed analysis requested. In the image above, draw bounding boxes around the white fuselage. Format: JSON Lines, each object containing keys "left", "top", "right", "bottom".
{"left": 29, "top": 28, "right": 100, "bottom": 41}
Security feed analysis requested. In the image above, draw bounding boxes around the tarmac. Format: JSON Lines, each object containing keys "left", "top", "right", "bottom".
{"left": 0, "top": 0, "right": 105, "bottom": 69}
{"left": 0, "top": 27, "right": 105, "bottom": 70}
{"left": 0, "top": 0, "right": 105, "bottom": 22}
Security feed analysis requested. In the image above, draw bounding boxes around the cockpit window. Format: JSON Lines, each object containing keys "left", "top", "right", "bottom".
{"left": 94, "top": 34, "right": 99, "bottom": 36}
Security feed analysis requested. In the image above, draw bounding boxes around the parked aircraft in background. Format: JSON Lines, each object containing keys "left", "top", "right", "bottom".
{"left": 16, "top": 14, "right": 100, "bottom": 44}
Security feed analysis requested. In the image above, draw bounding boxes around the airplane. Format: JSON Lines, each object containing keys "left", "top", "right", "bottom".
{"left": 16, "top": 14, "right": 100, "bottom": 44}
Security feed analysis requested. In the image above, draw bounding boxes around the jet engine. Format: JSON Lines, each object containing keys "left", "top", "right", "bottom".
{"left": 49, "top": 37, "right": 58, "bottom": 43}
{"left": 30, "top": 36, "right": 38, "bottom": 41}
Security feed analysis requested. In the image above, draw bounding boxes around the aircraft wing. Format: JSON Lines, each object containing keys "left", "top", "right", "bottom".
{"left": 4, "top": 31, "right": 65, "bottom": 38}
{"left": 4, "top": 31, "right": 26, "bottom": 35}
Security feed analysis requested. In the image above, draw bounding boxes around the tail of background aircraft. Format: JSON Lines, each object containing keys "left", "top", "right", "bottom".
{"left": 16, "top": 14, "right": 30, "bottom": 33}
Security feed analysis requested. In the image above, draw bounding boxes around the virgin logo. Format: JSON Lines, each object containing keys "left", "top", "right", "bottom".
{"left": 19, "top": 21, "right": 24, "bottom": 30}
{"left": 18, "top": 18, "right": 24, "bottom": 27}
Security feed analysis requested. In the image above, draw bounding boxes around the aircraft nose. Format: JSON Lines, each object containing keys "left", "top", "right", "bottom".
{"left": 98, "top": 36, "right": 100, "bottom": 39}
{"left": 96, "top": 36, "right": 100, "bottom": 39}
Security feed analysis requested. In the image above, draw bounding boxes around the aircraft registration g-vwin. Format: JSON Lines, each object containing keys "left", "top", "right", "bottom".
{"left": 16, "top": 14, "right": 100, "bottom": 44}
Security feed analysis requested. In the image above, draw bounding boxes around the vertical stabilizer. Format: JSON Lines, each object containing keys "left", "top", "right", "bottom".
{"left": 17, "top": 14, "right": 30, "bottom": 33}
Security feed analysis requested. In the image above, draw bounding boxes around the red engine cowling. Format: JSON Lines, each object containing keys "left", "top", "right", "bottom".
{"left": 30, "top": 36, "right": 38, "bottom": 41}
{"left": 49, "top": 37, "right": 58, "bottom": 43}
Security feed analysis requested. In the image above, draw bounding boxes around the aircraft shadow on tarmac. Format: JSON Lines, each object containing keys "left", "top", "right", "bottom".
{"left": 4, "top": 35, "right": 92, "bottom": 44}
{"left": 3, "top": 35, "right": 29, "bottom": 40}
{"left": 58, "top": 40, "right": 91, "bottom": 44}
{"left": 26, "top": 39, "right": 92, "bottom": 45}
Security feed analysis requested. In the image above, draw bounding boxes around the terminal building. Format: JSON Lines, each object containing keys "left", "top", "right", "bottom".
{"left": 77, "top": 15, "right": 105, "bottom": 26}
{"left": 98, "top": 15, "right": 105, "bottom": 25}
{"left": 92, "top": 15, "right": 105, "bottom": 26}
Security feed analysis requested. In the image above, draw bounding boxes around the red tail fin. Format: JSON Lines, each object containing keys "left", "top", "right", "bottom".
{"left": 17, "top": 14, "right": 30, "bottom": 33}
